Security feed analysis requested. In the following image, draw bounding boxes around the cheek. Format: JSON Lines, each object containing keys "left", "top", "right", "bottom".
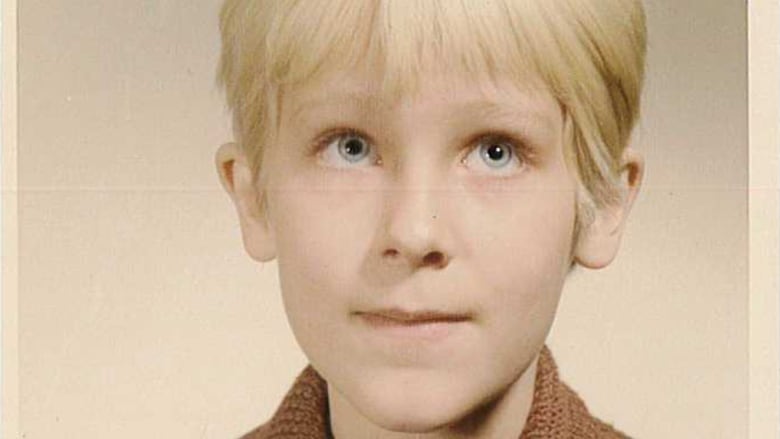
{"left": 265, "top": 180, "right": 381, "bottom": 320}
{"left": 464, "top": 188, "right": 577, "bottom": 329}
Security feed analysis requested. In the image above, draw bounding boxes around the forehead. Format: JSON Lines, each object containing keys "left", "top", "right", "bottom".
{"left": 282, "top": 66, "right": 561, "bottom": 127}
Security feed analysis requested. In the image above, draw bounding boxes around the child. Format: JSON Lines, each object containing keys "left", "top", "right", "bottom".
{"left": 216, "top": 0, "right": 646, "bottom": 437}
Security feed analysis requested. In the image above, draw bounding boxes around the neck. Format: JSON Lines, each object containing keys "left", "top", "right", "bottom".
{"left": 328, "top": 354, "right": 539, "bottom": 439}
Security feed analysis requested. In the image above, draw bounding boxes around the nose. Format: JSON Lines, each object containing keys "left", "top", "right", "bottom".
{"left": 379, "top": 176, "right": 452, "bottom": 270}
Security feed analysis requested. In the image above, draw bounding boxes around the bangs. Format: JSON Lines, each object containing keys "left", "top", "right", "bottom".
{"left": 267, "top": 0, "right": 543, "bottom": 96}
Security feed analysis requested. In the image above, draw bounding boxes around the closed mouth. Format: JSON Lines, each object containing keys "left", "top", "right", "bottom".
{"left": 356, "top": 308, "right": 472, "bottom": 325}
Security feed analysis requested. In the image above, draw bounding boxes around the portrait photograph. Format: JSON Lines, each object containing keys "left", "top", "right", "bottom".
{"left": 2, "top": 0, "right": 778, "bottom": 438}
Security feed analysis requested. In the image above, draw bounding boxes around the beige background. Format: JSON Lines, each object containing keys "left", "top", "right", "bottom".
{"left": 16, "top": 1, "right": 749, "bottom": 438}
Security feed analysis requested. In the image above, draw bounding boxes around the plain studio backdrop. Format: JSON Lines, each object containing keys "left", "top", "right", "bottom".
{"left": 18, "top": 1, "right": 746, "bottom": 438}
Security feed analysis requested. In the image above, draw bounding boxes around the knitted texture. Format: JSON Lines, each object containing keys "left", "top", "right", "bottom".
{"left": 241, "top": 346, "right": 629, "bottom": 438}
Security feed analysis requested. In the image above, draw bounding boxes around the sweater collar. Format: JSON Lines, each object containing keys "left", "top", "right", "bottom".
{"left": 249, "top": 346, "right": 627, "bottom": 438}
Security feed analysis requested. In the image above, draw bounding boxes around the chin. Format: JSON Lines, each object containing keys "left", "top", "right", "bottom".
{"left": 359, "top": 402, "right": 459, "bottom": 433}
{"left": 351, "top": 371, "right": 480, "bottom": 433}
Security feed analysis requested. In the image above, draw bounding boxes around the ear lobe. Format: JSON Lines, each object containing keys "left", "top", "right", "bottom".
{"left": 216, "top": 142, "right": 277, "bottom": 262}
{"left": 574, "top": 147, "right": 644, "bottom": 269}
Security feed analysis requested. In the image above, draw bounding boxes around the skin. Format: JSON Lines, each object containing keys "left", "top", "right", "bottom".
{"left": 217, "top": 66, "right": 643, "bottom": 438}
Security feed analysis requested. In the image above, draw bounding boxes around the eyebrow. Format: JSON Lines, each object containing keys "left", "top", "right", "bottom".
{"left": 288, "top": 92, "right": 388, "bottom": 125}
{"left": 460, "top": 100, "right": 557, "bottom": 130}
{"left": 289, "top": 92, "right": 558, "bottom": 131}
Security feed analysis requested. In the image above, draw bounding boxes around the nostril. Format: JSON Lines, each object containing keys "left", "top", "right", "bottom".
{"left": 381, "top": 249, "right": 448, "bottom": 268}
{"left": 423, "top": 251, "right": 446, "bottom": 267}
{"left": 383, "top": 249, "right": 400, "bottom": 259}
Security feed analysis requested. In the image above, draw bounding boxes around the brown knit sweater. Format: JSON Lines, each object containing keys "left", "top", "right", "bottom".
{"left": 241, "top": 346, "right": 629, "bottom": 438}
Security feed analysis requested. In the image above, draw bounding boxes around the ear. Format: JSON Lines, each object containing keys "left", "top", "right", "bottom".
{"left": 573, "top": 147, "right": 644, "bottom": 269}
{"left": 216, "top": 142, "right": 276, "bottom": 262}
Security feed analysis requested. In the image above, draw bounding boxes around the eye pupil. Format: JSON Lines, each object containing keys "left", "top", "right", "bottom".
{"left": 344, "top": 138, "right": 364, "bottom": 155}
{"left": 487, "top": 144, "right": 505, "bottom": 161}
{"left": 337, "top": 135, "right": 370, "bottom": 162}
{"left": 480, "top": 142, "right": 512, "bottom": 168}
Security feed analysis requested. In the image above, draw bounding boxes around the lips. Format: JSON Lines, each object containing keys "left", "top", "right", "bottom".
{"left": 356, "top": 307, "right": 472, "bottom": 324}
{"left": 355, "top": 307, "right": 471, "bottom": 342}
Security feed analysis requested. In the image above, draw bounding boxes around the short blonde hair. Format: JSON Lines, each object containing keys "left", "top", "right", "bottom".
{"left": 217, "top": 0, "right": 646, "bottom": 224}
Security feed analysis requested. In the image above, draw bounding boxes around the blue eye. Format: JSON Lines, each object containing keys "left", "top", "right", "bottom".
{"left": 338, "top": 135, "right": 370, "bottom": 162}
{"left": 463, "top": 137, "right": 524, "bottom": 174}
{"left": 318, "top": 132, "right": 379, "bottom": 168}
{"left": 480, "top": 142, "right": 513, "bottom": 168}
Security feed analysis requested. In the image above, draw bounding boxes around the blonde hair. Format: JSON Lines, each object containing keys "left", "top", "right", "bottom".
{"left": 217, "top": 0, "right": 646, "bottom": 224}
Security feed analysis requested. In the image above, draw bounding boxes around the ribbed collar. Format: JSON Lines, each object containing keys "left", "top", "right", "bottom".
{"left": 242, "top": 346, "right": 629, "bottom": 438}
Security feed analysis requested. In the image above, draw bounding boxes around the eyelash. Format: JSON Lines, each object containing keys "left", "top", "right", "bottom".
{"left": 313, "top": 128, "right": 369, "bottom": 152}
{"left": 463, "top": 132, "right": 533, "bottom": 172}
{"left": 312, "top": 128, "right": 533, "bottom": 172}
{"left": 312, "top": 128, "right": 382, "bottom": 166}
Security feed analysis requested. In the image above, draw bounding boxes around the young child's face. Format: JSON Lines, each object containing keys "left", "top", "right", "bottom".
{"left": 252, "top": 65, "right": 579, "bottom": 431}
